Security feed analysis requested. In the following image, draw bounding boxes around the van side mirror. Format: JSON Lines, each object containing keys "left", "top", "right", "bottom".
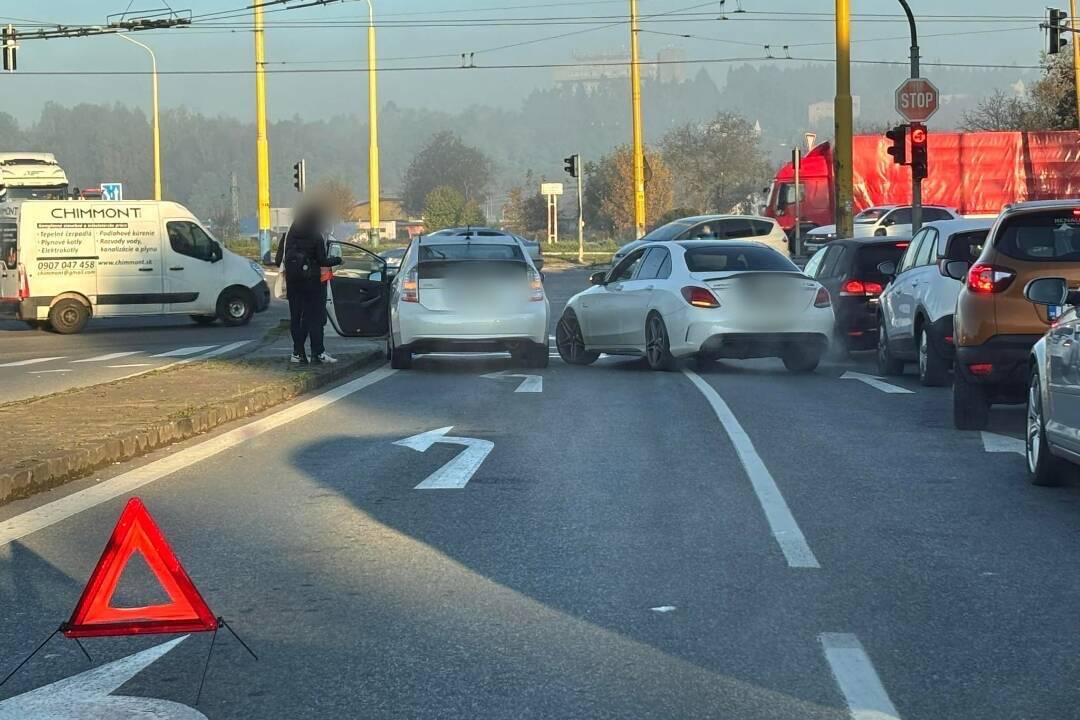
{"left": 943, "top": 260, "right": 969, "bottom": 281}
{"left": 209, "top": 243, "right": 223, "bottom": 263}
{"left": 877, "top": 261, "right": 897, "bottom": 277}
{"left": 1025, "top": 277, "right": 1069, "bottom": 306}
{"left": 589, "top": 271, "right": 607, "bottom": 286}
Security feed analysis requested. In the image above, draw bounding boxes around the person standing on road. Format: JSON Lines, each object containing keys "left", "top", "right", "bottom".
{"left": 274, "top": 204, "right": 341, "bottom": 365}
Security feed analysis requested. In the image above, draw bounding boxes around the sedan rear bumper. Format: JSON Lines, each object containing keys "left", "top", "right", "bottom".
{"left": 396, "top": 303, "right": 549, "bottom": 347}
{"left": 678, "top": 307, "right": 835, "bottom": 357}
{"left": 699, "top": 332, "right": 829, "bottom": 360}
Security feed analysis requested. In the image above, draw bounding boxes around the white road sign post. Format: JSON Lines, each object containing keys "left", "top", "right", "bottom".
{"left": 541, "top": 182, "right": 564, "bottom": 245}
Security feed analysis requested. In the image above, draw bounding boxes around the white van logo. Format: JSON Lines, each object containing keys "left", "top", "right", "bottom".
{"left": 50, "top": 207, "right": 142, "bottom": 220}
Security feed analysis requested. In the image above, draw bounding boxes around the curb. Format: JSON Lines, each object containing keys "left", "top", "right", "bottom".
{"left": 0, "top": 349, "right": 383, "bottom": 506}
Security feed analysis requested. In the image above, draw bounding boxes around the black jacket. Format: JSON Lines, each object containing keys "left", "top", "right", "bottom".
{"left": 273, "top": 222, "right": 341, "bottom": 281}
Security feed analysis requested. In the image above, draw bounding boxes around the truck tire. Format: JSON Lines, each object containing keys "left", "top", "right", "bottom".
{"left": 953, "top": 372, "right": 990, "bottom": 430}
{"left": 217, "top": 288, "right": 254, "bottom": 327}
{"left": 48, "top": 299, "right": 90, "bottom": 335}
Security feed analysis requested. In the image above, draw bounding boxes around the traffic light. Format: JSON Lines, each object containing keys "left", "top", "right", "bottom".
{"left": 563, "top": 154, "right": 580, "bottom": 179}
{"left": 885, "top": 124, "right": 909, "bottom": 166}
{"left": 292, "top": 159, "right": 306, "bottom": 193}
{"left": 910, "top": 123, "right": 928, "bottom": 180}
{"left": 1049, "top": 9, "right": 1069, "bottom": 54}
{"left": 2, "top": 25, "right": 17, "bottom": 72}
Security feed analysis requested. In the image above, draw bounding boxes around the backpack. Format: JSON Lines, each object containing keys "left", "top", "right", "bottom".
{"left": 283, "top": 242, "right": 320, "bottom": 283}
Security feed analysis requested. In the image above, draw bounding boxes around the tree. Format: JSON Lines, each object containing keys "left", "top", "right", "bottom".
{"left": 587, "top": 145, "right": 674, "bottom": 237}
{"left": 962, "top": 53, "right": 1077, "bottom": 131}
{"left": 660, "top": 113, "right": 770, "bottom": 215}
{"left": 402, "top": 131, "right": 493, "bottom": 213}
{"left": 423, "top": 185, "right": 487, "bottom": 231}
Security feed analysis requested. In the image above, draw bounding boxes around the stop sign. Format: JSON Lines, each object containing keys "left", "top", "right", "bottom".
{"left": 895, "top": 77, "right": 939, "bottom": 123}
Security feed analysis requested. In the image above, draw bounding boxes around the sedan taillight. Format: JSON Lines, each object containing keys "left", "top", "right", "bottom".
{"left": 528, "top": 269, "right": 544, "bottom": 302}
{"left": 681, "top": 286, "right": 720, "bottom": 308}
{"left": 840, "top": 279, "right": 884, "bottom": 297}
{"left": 401, "top": 267, "right": 419, "bottom": 303}
{"left": 967, "top": 263, "right": 1015, "bottom": 294}
{"left": 813, "top": 287, "right": 832, "bottom": 308}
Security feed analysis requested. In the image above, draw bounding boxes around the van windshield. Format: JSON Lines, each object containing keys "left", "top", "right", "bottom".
{"left": 995, "top": 209, "right": 1080, "bottom": 262}
{"left": 0, "top": 222, "right": 15, "bottom": 270}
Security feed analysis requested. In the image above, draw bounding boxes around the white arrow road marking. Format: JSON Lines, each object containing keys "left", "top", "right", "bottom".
{"left": 0, "top": 636, "right": 206, "bottom": 719}
{"left": 840, "top": 371, "right": 914, "bottom": 395}
{"left": 981, "top": 431, "right": 1025, "bottom": 456}
{"left": 394, "top": 426, "right": 494, "bottom": 490}
{"left": 682, "top": 369, "right": 820, "bottom": 569}
{"left": 819, "top": 633, "right": 902, "bottom": 720}
{"left": 481, "top": 371, "right": 542, "bottom": 393}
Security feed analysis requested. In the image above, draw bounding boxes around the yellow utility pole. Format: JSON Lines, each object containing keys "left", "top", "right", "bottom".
{"left": 629, "top": 0, "right": 647, "bottom": 238}
{"left": 118, "top": 34, "right": 161, "bottom": 201}
{"left": 1072, "top": 0, "right": 1080, "bottom": 129}
{"left": 365, "top": 0, "right": 381, "bottom": 247}
{"left": 834, "top": 0, "right": 854, "bottom": 238}
{"left": 255, "top": 5, "right": 272, "bottom": 260}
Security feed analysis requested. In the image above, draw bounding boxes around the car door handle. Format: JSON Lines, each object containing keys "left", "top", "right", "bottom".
{"left": 169, "top": 266, "right": 184, "bottom": 271}
{"left": 138, "top": 267, "right": 155, "bottom": 272}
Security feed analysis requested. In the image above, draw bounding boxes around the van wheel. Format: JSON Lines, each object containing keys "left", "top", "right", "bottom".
{"left": 953, "top": 372, "right": 990, "bottom": 430}
{"left": 217, "top": 289, "right": 254, "bottom": 327}
{"left": 191, "top": 315, "right": 217, "bottom": 326}
{"left": 48, "top": 299, "right": 89, "bottom": 334}
{"left": 918, "top": 326, "right": 949, "bottom": 387}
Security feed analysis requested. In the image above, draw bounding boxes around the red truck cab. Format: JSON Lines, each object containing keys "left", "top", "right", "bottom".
{"left": 764, "top": 142, "right": 835, "bottom": 237}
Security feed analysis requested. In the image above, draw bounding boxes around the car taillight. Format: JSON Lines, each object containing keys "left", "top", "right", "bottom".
{"left": 840, "top": 279, "right": 884, "bottom": 297}
{"left": 967, "top": 263, "right": 1015, "bottom": 294}
{"left": 17, "top": 264, "right": 28, "bottom": 300}
{"left": 681, "top": 286, "right": 720, "bottom": 308}
{"left": 528, "top": 269, "right": 544, "bottom": 302}
{"left": 813, "top": 286, "right": 832, "bottom": 308}
{"left": 401, "top": 267, "right": 419, "bottom": 303}
{"left": 969, "top": 363, "right": 993, "bottom": 376}
{"left": 895, "top": 242, "right": 909, "bottom": 249}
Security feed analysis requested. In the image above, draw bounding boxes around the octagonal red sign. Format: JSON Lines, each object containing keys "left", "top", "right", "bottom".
{"left": 895, "top": 77, "right": 939, "bottom": 123}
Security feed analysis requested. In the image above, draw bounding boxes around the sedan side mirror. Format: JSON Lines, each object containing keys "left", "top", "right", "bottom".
{"left": 877, "top": 261, "right": 897, "bottom": 277}
{"left": 943, "top": 260, "right": 969, "bottom": 281}
{"left": 589, "top": 271, "right": 607, "bottom": 286}
{"left": 1025, "top": 277, "right": 1069, "bottom": 306}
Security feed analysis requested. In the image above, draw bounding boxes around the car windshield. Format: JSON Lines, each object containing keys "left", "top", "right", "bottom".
{"left": 855, "top": 208, "right": 889, "bottom": 224}
{"left": 683, "top": 245, "right": 799, "bottom": 273}
{"left": 995, "top": 209, "right": 1080, "bottom": 262}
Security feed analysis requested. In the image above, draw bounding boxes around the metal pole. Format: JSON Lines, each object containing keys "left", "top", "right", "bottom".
{"left": 577, "top": 157, "right": 585, "bottom": 264}
{"left": 794, "top": 148, "right": 802, "bottom": 256}
{"left": 834, "top": 0, "right": 854, "bottom": 238}
{"left": 554, "top": 193, "right": 559, "bottom": 245}
{"left": 117, "top": 35, "right": 160, "bottom": 201}
{"left": 629, "top": 0, "right": 647, "bottom": 238}
{"left": 254, "top": 5, "right": 272, "bottom": 261}
{"left": 365, "top": 0, "right": 381, "bottom": 248}
{"left": 1072, "top": 0, "right": 1080, "bottom": 129}
{"left": 898, "top": 0, "right": 922, "bottom": 233}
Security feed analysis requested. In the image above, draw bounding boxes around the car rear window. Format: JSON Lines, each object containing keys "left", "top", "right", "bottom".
{"left": 995, "top": 209, "right": 1080, "bottom": 262}
{"left": 418, "top": 242, "right": 527, "bottom": 280}
{"left": 419, "top": 243, "right": 524, "bottom": 262}
{"left": 855, "top": 244, "right": 906, "bottom": 275}
{"left": 1, "top": 222, "right": 17, "bottom": 270}
{"left": 684, "top": 246, "right": 798, "bottom": 273}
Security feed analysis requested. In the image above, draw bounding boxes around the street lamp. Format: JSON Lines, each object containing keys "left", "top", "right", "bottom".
{"left": 117, "top": 33, "right": 161, "bottom": 201}
{"left": 364, "top": 0, "right": 382, "bottom": 247}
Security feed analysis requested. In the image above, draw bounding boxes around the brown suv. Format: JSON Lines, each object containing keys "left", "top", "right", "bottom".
{"left": 953, "top": 201, "right": 1080, "bottom": 429}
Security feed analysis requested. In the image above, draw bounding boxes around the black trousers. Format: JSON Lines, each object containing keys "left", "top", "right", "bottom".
{"left": 286, "top": 280, "right": 326, "bottom": 358}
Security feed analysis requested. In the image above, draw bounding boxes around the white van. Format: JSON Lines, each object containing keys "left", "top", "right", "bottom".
{"left": 0, "top": 200, "right": 269, "bottom": 333}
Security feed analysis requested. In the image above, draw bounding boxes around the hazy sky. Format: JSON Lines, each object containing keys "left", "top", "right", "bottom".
{"left": 0, "top": 0, "right": 1050, "bottom": 124}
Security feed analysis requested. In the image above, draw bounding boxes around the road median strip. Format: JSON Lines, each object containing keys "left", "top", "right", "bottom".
{"left": 0, "top": 347, "right": 383, "bottom": 506}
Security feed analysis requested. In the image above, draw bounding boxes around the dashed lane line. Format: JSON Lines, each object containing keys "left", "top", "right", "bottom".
{"left": 682, "top": 368, "right": 820, "bottom": 569}
{"left": 151, "top": 345, "right": 217, "bottom": 358}
{"left": 820, "top": 633, "right": 902, "bottom": 720}
{"left": 70, "top": 351, "right": 143, "bottom": 364}
{"left": 839, "top": 371, "right": 914, "bottom": 395}
{"left": 0, "top": 364, "right": 397, "bottom": 546}
{"left": 981, "top": 431, "right": 1025, "bottom": 456}
{"left": 0, "top": 356, "right": 66, "bottom": 367}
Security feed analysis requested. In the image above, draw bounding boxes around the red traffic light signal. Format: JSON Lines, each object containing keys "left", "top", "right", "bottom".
{"left": 910, "top": 122, "right": 928, "bottom": 180}
{"left": 885, "top": 124, "right": 909, "bottom": 166}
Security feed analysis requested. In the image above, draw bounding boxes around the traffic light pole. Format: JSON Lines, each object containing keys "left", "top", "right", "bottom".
{"left": 834, "top": 0, "right": 854, "bottom": 239}
{"left": 898, "top": 0, "right": 922, "bottom": 233}
{"left": 576, "top": 157, "right": 585, "bottom": 264}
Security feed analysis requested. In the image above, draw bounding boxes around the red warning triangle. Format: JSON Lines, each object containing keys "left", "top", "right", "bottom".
{"left": 63, "top": 497, "right": 218, "bottom": 638}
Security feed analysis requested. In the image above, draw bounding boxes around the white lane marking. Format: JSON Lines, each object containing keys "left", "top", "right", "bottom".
{"left": 650, "top": 606, "right": 677, "bottom": 613}
{"left": 394, "top": 426, "right": 494, "bottom": 490}
{"left": 683, "top": 368, "right": 820, "bottom": 569}
{"left": 70, "top": 351, "right": 142, "bottom": 364}
{"left": 981, "top": 431, "right": 1025, "bottom": 456}
{"left": 0, "top": 365, "right": 397, "bottom": 546}
{"left": 819, "top": 633, "right": 902, "bottom": 720}
{"left": 0, "top": 636, "right": 204, "bottom": 719}
{"left": 27, "top": 369, "right": 73, "bottom": 374}
{"left": 111, "top": 341, "right": 253, "bottom": 383}
{"left": 481, "top": 371, "right": 542, "bottom": 393}
{"left": 840, "top": 371, "right": 914, "bottom": 395}
{"left": 0, "top": 356, "right": 65, "bottom": 367}
{"left": 152, "top": 345, "right": 217, "bottom": 358}
{"left": 107, "top": 363, "right": 154, "bottom": 369}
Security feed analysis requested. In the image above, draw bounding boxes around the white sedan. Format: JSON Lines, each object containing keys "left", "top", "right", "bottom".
{"left": 556, "top": 240, "right": 835, "bottom": 372}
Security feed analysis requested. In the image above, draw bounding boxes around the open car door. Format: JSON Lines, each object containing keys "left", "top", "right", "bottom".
{"left": 325, "top": 241, "right": 391, "bottom": 337}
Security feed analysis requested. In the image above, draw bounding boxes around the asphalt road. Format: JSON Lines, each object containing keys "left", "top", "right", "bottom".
{"left": 1, "top": 267, "right": 1075, "bottom": 719}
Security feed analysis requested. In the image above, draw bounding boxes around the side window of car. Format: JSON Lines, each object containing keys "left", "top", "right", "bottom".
{"left": 898, "top": 232, "right": 926, "bottom": 274}
{"left": 168, "top": 221, "right": 216, "bottom": 262}
{"left": 609, "top": 249, "right": 647, "bottom": 283}
{"left": 803, "top": 248, "right": 828, "bottom": 278}
{"left": 889, "top": 208, "right": 913, "bottom": 226}
{"left": 821, "top": 246, "right": 847, "bottom": 278}
{"left": 924, "top": 208, "right": 951, "bottom": 222}
{"left": 636, "top": 248, "right": 667, "bottom": 280}
{"left": 916, "top": 229, "right": 938, "bottom": 266}
{"left": 656, "top": 251, "right": 671, "bottom": 279}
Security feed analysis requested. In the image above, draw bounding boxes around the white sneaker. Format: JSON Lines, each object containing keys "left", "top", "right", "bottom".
{"left": 314, "top": 352, "right": 338, "bottom": 364}
{"left": 290, "top": 353, "right": 307, "bottom": 364}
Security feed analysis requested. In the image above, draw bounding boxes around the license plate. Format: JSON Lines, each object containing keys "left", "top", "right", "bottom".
{"left": 1049, "top": 305, "right": 1063, "bottom": 321}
